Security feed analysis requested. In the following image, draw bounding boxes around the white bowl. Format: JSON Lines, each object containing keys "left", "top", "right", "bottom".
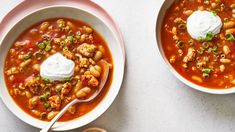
{"left": 0, "top": 6, "right": 125, "bottom": 131}
{"left": 156, "top": 0, "right": 235, "bottom": 94}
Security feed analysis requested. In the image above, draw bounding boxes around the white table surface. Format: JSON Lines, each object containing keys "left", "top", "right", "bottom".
{"left": 1, "top": 0, "right": 235, "bottom": 132}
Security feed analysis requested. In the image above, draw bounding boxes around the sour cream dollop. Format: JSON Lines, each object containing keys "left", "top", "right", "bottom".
{"left": 40, "top": 53, "right": 75, "bottom": 81}
{"left": 187, "top": 10, "right": 222, "bottom": 40}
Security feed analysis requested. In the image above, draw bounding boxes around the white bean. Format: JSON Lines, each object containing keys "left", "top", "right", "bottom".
{"left": 90, "top": 66, "right": 100, "bottom": 78}
{"left": 183, "top": 10, "right": 193, "bottom": 16}
{"left": 47, "top": 111, "right": 59, "bottom": 120}
{"left": 33, "top": 64, "right": 40, "bottom": 72}
{"left": 220, "top": 58, "right": 231, "bottom": 64}
{"left": 192, "top": 76, "right": 202, "bottom": 83}
{"left": 93, "top": 51, "right": 103, "bottom": 61}
{"left": 76, "top": 87, "right": 91, "bottom": 98}
{"left": 219, "top": 65, "right": 225, "bottom": 72}
{"left": 223, "top": 45, "right": 231, "bottom": 55}
{"left": 25, "top": 91, "right": 32, "bottom": 98}
{"left": 32, "top": 110, "right": 41, "bottom": 117}
{"left": 94, "top": 65, "right": 101, "bottom": 73}
{"left": 223, "top": 21, "right": 235, "bottom": 29}
{"left": 172, "top": 27, "right": 177, "bottom": 35}
{"left": 20, "top": 59, "right": 32, "bottom": 68}
{"left": 40, "top": 22, "right": 49, "bottom": 31}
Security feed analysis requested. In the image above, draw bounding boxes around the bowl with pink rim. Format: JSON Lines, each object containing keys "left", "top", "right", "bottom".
{"left": 0, "top": 1, "right": 125, "bottom": 131}
{"left": 156, "top": 0, "right": 235, "bottom": 94}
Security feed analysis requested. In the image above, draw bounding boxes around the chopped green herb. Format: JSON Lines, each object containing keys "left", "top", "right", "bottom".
{"left": 37, "top": 42, "right": 45, "bottom": 49}
{"left": 63, "top": 46, "right": 68, "bottom": 51}
{"left": 211, "top": 10, "right": 217, "bottom": 16}
{"left": 35, "top": 76, "right": 40, "bottom": 81}
{"left": 40, "top": 91, "right": 50, "bottom": 102}
{"left": 225, "top": 33, "right": 235, "bottom": 41}
{"left": 60, "top": 41, "right": 65, "bottom": 46}
{"left": 44, "top": 102, "right": 50, "bottom": 108}
{"left": 44, "top": 41, "right": 51, "bottom": 45}
{"left": 197, "top": 48, "right": 204, "bottom": 55}
{"left": 58, "top": 23, "right": 64, "bottom": 28}
{"left": 45, "top": 91, "right": 50, "bottom": 96}
{"left": 67, "top": 36, "right": 74, "bottom": 42}
{"left": 64, "top": 77, "right": 72, "bottom": 81}
{"left": 198, "top": 36, "right": 204, "bottom": 42}
{"left": 42, "top": 77, "right": 50, "bottom": 83}
{"left": 45, "top": 45, "right": 52, "bottom": 51}
{"left": 213, "top": 51, "right": 221, "bottom": 55}
{"left": 205, "top": 31, "right": 214, "bottom": 41}
{"left": 202, "top": 68, "right": 213, "bottom": 78}
{"left": 202, "top": 68, "right": 213, "bottom": 74}
{"left": 24, "top": 53, "right": 31, "bottom": 60}
{"left": 206, "top": 47, "right": 212, "bottom": 53}
{"left": 211, "top": 46, "right": 217, "bottom": 51}
{"left": 220, "top": 3, "right": 225, "bottom": 8}
{"left": 40, "top": 96, "right": 47, "bottom": 102}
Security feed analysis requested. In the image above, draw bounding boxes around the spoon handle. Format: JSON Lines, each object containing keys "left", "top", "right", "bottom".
{"left": 40, "top": 99, "right": 79, "bottom": 132}
{"left": 40, "top": 60, "right": 109, "bottom": 132}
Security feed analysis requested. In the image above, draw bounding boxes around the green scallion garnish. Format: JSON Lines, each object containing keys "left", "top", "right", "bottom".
{"left": 67, "top": 36, "right": 74, "bottom": 42}
{"left": 45, "top": 45, "right": 52, "bottom": 51}
{"left": 24, "top": 53, "right": 31, "bottom": 60}
{"left": 205, "top": 31, "right": 214, "bottom": 41}
{"left": 42, "top": 77, "right": 50, "bottom": 83}
{"left": 225, "top": 33, "right": 235, "bottom": 41}
{"left": 202, "top": 68, "right": 213, "bottom": 78}
{"left": 211, "top": 10, "right": 217, "bottom": 16}
{"left": 202, "top": 68, "right": 213, "bottom": 74}
{"left": 37, "top": 42, "right": 45, "bottom": 49}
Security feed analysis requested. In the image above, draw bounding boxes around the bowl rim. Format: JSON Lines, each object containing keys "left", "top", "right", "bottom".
{"left": 0, "top": 2, "right": 125, "bottom": 131}
{"left": 155, "top": 0, "right": 235, "bottom": 94}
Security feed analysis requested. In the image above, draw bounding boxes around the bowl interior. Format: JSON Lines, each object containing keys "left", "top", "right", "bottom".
{"left": 0, "top": 6, "right": 124, "bottom": 131}
{"left": 156, "top": 0, "right": 235, "bottom": 94}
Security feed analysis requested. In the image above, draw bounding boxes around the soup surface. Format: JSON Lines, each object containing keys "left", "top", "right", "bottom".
{"left": 162, "top": 0, "right": 235, "bottom": 89}
{"left": 4, "top": 18, "right": 113, "bottom": 121}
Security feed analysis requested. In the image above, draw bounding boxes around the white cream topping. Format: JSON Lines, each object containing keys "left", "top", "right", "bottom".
{"left": 40, "top": 53, "right": 75, "bottom": 81}
{"left": 187, "top": 10, "right": 222, "bottom": 40}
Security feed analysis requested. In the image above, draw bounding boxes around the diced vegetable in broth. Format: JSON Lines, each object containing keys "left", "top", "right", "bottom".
{"left": 162, "top": 0, "right": 235, "bottom": 89}
{"left": 4, "top": 18, "right": 113, "bottom": 121}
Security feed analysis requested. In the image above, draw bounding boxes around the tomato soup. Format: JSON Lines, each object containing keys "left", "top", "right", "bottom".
{"left": 4, "top": 18, "right": 113, "bottom": 121}
{"left": 162, "top": 0, "right": 235, "bottom": 89}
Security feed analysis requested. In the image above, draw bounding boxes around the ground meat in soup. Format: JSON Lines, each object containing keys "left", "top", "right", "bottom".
{"left": 4, "top": 18, "right": 113, "bottom": 121}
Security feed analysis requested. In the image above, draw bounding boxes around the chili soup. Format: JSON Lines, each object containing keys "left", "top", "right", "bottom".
{"left": 4, "top": 18, "right": 113, "bottom": 121}
{"left": 162, "top": 0, "right": 235, "bottom": 89}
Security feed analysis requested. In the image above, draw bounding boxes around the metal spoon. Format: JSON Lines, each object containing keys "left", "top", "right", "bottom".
{"left": 40, "top": 60, "right": 110, "bottom": 132}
